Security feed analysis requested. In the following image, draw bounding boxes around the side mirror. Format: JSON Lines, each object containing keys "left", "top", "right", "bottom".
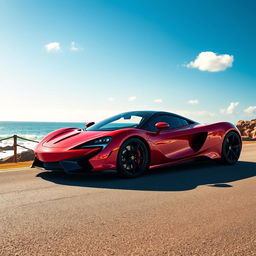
{"left": 155, "top": 122, "right": 170, "bottom": 131}
{"left": 85, "top": 122, "right": 95, "bottom": 128}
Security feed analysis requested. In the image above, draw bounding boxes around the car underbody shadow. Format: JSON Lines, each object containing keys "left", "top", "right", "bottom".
{"left": 36, "top": 160, "right": 256, "bottom": 192}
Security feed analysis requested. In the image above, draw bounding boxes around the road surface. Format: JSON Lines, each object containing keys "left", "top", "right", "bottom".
{"left": 0, "top": 143, "right": 255, "bottom": 255}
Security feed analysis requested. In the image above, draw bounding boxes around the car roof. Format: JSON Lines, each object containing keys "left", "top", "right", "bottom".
{"left": 122, "top": 110, "right": 174, "bottom": 116}
{"left": 122, "top": 110, "right": 189, "bottom": 118}
{"left": 122, "top": 110, "right": 196, "bottom": 125}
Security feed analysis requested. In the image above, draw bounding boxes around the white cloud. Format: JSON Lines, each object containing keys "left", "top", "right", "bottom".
{"left": 154, "top": 98, "right": 163, "bottom": 103}
{"left": 188, "top": 99, "right": 199, "bottom": 105}
{"left": 186, "top": 51, "right": 234, "bottom": 72}
{"left": 221, "top": 102, "right": 239, "bottom": 114}
{"left": 45, "top": 42, "right": 61, "bottom": 52}
{"left": 70, "top": 41, "right": 79, "bottom": 51}
{"left": 244, "top": 106, "right": 256, "bottom": 114}
{"left": 128, "top": 96, "right": 137, "bottom": 101}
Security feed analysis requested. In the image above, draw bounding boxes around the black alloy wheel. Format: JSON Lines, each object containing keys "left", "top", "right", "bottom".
{"left": 221, "top": 131, "right": 242, "bottom": 165}
{"left": 117, "top": 138, "right": 149, "bottom": 178}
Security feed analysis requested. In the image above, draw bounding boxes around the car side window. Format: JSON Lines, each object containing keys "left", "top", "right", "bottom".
{"left": 144, "top": 115, "right": 189, "bottom": 132}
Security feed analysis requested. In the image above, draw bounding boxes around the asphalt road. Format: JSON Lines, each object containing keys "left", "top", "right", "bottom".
{"left": 0, "top": 144, "right": 255, "bottom": 256}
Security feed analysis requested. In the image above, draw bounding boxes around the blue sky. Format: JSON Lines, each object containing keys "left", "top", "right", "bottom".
{"left": 0, "top": 0, "right": 255, "bottom": 123}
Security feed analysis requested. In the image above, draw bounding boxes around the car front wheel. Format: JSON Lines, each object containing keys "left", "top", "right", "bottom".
{"left": 117, "top": 138, "right": 149, "bottom": 178}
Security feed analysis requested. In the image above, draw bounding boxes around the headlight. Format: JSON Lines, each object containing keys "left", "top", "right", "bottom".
{"left": 72, "top": 136, "right": 112, "bottom": 149}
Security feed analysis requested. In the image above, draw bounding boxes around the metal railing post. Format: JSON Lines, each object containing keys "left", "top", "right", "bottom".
{"left": 13, "top": 135, "right": 17, "bottom": 163}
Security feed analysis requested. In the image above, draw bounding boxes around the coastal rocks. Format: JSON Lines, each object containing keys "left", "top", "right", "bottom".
{"left": 0, "top": 155, "right": 16, "bottom": 163}
{"left": 20, "top": 150, "right": 35, "bottom": 161}
{"left": 236, "top": 119, "right": 256, "bottom": 140}
{"left": 0, "top": 150, "right": 35, "bottom": 163}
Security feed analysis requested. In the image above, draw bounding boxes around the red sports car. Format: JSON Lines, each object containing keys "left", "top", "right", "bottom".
{"left": 33, "top": 111, "right": 242, "bottom": 177}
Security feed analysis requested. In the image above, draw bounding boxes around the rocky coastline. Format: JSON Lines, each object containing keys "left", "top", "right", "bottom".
{"left": 236, "top": 119, "right": 256, "bottom": 140}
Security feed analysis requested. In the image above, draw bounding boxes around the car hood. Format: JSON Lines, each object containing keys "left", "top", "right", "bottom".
{"left": 42, "top": 129, "right": 111, "bottom": 149}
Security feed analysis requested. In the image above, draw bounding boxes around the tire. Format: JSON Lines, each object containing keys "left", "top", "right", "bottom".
{"left": 220, "top": 131, "right": 241, "bottom": 165}
{"left": 117, "top": 138, "right": 149, "bottom": 178}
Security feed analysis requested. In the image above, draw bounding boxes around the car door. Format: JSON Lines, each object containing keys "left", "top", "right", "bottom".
{"left": 145, "top": 114, "right": 195, "bottom": 164}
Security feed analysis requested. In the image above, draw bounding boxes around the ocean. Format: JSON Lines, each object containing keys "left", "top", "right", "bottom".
{"left": 0, "top": 121, "right": 84, "bottom": 160}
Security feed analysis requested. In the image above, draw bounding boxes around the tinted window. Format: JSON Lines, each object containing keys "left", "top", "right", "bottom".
{"left": 87, "top": 111, "right": 152, "bottom": 131}
{"left": 143, "top": 115, "right": 189, "bottom": 132}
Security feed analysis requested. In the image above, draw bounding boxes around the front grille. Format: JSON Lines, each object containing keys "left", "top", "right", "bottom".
{"left": 32, "top": 156, "right": 93, "bottom": 173}
{"left": 43, "top": 162, "right": 62, "bottom": 170}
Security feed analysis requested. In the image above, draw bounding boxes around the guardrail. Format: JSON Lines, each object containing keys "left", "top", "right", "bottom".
{"left": 0, "top": 135, "right": 39, "bottom": 163}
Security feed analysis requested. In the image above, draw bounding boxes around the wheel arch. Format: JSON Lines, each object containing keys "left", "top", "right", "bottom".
{"left": 224, "top": 129, "right": 242, "bottom": 143}
{"left": 216, "top": 129, "right": 242, "bottom": 158}
{"left": 119, "top": 135, "right": 151, "bottom": 162}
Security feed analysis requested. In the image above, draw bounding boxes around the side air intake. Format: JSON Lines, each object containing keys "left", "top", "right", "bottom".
{"left": 190, "top": 132, "right": 208, "bottom": 152}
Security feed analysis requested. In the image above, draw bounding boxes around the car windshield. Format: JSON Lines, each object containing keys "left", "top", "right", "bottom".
{"left": 87, "top": 111, "right": 152, "bottom": 131}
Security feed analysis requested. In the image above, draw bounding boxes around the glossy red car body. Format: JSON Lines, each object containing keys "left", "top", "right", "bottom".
{"left": 33, "top": 111, "right": 241, "bottom": 173}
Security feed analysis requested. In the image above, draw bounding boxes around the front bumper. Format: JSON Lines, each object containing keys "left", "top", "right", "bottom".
{"left": 32, "top": 156, "right": 94, "bottom": 173}
{"left": 33, "top": 146, "right": 118, "bottom": 173}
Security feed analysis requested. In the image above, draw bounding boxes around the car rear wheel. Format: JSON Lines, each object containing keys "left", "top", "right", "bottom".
{"left": 117, "top": 138, "right": 149, "bottom": 178}
{"left": 220, "top": 131, "right": 241, "bottom": 165}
